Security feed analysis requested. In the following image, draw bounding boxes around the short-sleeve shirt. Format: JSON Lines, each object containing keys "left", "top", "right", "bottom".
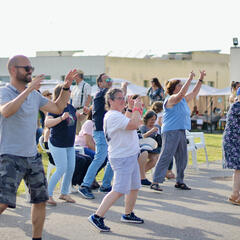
{"left": 0, "top": 84, "right": 48, "bottom": 157}
{"left": 139, "top": 124, "right": 161, "bottom": 137}
{"left": 104, "top": 110, "right": 140, "bottom": 158}
{"left": 75, "top": 120, "right": 94, "bottom": 147}
{"left": 71, "top": 81, "right": 91, "bottom": 109}
{"left": 48, "top": 104, "right": 77, "bottom": 148}
{"left": 147, "top": 87, "right": 164, "bottom": 104}
{"left": 92, "top": 88, "right": 108, "bottom": 131}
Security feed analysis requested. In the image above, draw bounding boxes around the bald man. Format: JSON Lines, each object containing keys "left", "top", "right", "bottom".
{"left": 0, "top": 55, "right": 78, "bottom": 240}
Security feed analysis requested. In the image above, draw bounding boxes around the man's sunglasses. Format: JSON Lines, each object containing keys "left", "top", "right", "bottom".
{"left": 105, "top": 78, "right": 113, "bottom": 83}
{"left": 15, "top": 66, "right": 35, "bottom": 73}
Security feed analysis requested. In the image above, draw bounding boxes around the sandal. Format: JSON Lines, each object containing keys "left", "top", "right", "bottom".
{"left": 150, "top": 183, "right": 163, "bottom": 191}
{"left": 175, "top": 182, "right": 191, "bottom": 190}
{"left": 59, "top": 195, "right": 76, "bottom": 203}
{"left": 228, "top": 196, "right": 240, "bottom": 206}
{"left": 47, "top": 197, "right": 57, "bottom": 206}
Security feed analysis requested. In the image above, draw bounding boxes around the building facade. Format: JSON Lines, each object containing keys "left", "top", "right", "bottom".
{"left": 0, "top": 50, "right": 230, "bottom": 89}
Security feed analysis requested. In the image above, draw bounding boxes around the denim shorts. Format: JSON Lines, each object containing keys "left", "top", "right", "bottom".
{"left": 0, "top": 153, "right": 48, "bottom": 208}
{"left": 109, "top": 153, "right": 141, "bottom": 194}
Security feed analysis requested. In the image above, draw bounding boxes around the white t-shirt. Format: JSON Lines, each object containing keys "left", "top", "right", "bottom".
{"left": 75, "top": 120, "right": 94, "bottom": 148}
{"left": 104, "top": 110, "right": 140, "bottom": 158}
{"left": 155, "top": 112, "right": 163, "bottom": 125}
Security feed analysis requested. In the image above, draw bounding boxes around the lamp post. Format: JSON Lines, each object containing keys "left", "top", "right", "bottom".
{"left": 210, "top": 97, "right": 213, "bottom": 133}
{"left": 233, "top": 38, "right": 238, "bottom": 47}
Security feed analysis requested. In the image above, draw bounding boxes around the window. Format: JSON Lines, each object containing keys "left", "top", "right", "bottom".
{"left": 84, "top": 75, "right": 97, "bottom": 86}
{"left": 208, "top": 81, "right": 214, "bottom": 87}
{"left": 0, "top": 76, "right": 10, "bottom": 82}
{"left": 143, "top": 80, "right": 149, "bottom": 88}
{"left": 44, "top": 75, "right": 51, "bottom": 80}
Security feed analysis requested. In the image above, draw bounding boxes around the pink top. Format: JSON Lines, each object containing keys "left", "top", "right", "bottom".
{"left": 75, "top": 120, "right": 94, "bottom": 148}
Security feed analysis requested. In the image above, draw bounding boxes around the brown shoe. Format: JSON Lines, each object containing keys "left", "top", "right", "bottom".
{"left": 59, "top": 194, "right": 76, "bottom": 203}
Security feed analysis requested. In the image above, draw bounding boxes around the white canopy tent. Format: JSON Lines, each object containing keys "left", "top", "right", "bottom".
{"left": 91, "top": 78, "right": 148, "bottom": 97}
{"left": 172, "top": 78, "right": 219, "bottom": 96}
{"left": 0, "top": 81, "right": 6, "bottom": 87}
{"left": 210, "top": 87, "right": 231, "bottom": 96}
{"left": 39, "top": 80, "right": 63, "bottom": 93}
{"left": 175, "top": 78, "right": 232, "bottom": 96}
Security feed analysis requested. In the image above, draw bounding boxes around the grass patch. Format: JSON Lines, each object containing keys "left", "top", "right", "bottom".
{"left": 18, "top": 133, "right": 223, "bottom": 195}
{"left": 188, "top": 133, "right": 222, "bottom": 164}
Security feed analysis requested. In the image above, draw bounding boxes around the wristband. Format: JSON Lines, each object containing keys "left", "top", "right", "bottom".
{"left": 63, "top": 87, "right": 70, "bottom": 91}
{"left": 132, "top": 107, "right": 143, "bottom": 116}
{"left": 83, "top": 112, "right": 87, "bottom": 116}
{"left": 199, "top": 79, "right": 203, "bottom": 83}
{"left": 127, "top": 108, "right": 133, "bottom": 113}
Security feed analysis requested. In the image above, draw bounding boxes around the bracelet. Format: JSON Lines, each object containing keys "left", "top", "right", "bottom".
{"left": 132, "top": 107, "right": 143, "bottom": 116}
{"left": 199, "top": 79, "right": 203, "bottom": 83}
{"left": 83, "top": 112, "right": 87, "bottom": 116}
{"left": 60, "top": 116, "right": 63, "bottom": 121}
{"left": 127, "top": 108, "right": 133, "bottom": 112}
{"left": 63, "top": 87, "right": 70, "bottom": 91}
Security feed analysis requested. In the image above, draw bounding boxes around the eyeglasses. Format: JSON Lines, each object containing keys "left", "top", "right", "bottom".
{"left": 15, "top": 66, "right": 34, "bottom": 73}
{"left": 105, "top": 78, "right": 113, "bottom": 83}
{"left": 114, "top": 97, "right": 125, "bottom": 101}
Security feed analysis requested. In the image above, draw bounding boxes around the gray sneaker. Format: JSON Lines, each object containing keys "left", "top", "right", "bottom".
{"left": 78, "top": 186, "right": 95, "bottom": 199}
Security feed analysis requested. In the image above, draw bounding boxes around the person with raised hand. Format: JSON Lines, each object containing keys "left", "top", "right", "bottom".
{"left": 151, "top": 70, "right": 206, "bottom": 192}
{"left": 88, "top": 89, "right": 144, "bottom": 232}
{"left": 45, "top": 83, "right": 88, "bottom": 206}
{"left": 0, "top": 55, "right": 77, "bottom": 240}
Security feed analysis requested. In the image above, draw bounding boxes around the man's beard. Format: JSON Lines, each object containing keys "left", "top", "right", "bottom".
{"left": 16, "top": 71, "right": 32, "bottom": 84}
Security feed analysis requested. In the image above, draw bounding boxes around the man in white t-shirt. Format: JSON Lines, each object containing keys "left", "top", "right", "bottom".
{"left": 71, "top": 69, "right": 92, "bottom": 133}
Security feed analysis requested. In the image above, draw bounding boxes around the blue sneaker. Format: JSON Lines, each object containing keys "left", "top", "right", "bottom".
{"left": 88, "top": 214, "right": 110, "bottom": 232}
{"left": 78, "top": 186, "right": 95, "bottom": 199}
{"left": 121, "top": 212, "right": 144, "bottom": 224}
{"left": 141, "top": 178, "right": 152, "bottom": 186}
{"left": 99, "top": 186, "right": 112, "bottom": 193}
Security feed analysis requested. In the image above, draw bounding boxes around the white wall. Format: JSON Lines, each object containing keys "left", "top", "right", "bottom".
{"left": 0, "top": 56, "right": 105, "bottom": 81}
{"left": 230, "top": 47, "right": 240, "bottom": 83}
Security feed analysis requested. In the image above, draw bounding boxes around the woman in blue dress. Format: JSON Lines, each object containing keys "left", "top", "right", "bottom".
{"left": 147, "top": 77, "right": 165, "bottom": 105}
{"left": 223, "top": 87, "right": 240, "bottom": 205}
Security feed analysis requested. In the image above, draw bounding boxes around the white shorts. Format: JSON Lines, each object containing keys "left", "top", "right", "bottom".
{"left": 109, "top": 153, "right": 141, "bottom": 194}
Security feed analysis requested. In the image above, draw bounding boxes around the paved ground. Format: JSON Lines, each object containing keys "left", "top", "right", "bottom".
{"left": 1, "top": 161, "right": 240, "bottom": 240}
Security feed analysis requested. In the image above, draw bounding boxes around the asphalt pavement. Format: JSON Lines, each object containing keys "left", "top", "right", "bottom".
{"left": 1, "top": 161, "right": 239, "bottom": 240}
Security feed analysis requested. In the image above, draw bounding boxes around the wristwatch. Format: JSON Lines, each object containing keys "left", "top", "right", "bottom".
{"left": 63, "top": 87, "right": 70, "bottom": 91}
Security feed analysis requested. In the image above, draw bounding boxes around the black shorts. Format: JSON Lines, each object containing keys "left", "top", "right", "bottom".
{"left": 0, "top": 153, "right": 48, "bottom": 208}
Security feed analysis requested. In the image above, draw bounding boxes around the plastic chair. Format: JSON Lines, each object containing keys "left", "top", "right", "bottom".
{"left": 186, "top": 133, "right": 198, "bottom": 169}
{"left": 38, "top": 135, "right": 56, "bottom": 182}
{"left": 24, "top": 136, "right": 56, "bottom": 200}
{"left": 186, "top": 131, "right": 209, "bottom": 169}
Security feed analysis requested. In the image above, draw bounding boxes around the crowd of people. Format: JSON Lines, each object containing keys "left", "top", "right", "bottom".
{"left": 0, "top": 55, "right": 239, "bottom": 239}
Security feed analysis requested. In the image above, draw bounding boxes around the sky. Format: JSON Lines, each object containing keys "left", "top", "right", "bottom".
{"left": 1, "top": 0, "right": 240, "bottom": 58}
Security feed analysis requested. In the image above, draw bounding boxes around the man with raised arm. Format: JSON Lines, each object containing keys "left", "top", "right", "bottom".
{"left": 0, "top": 55, "right": 77, "bottom": 240}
